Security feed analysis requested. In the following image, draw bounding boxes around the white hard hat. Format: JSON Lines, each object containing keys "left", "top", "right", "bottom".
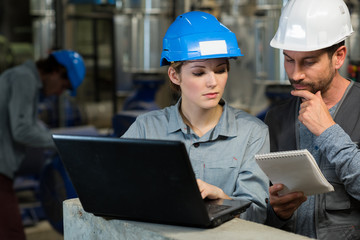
{"left": 270, "top": 0, "right": 353, "bottom": 51}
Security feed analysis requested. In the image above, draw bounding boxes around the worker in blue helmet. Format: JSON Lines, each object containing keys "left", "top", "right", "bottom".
{"left": 122, "top": 11, "right": 270, "bottom": 224}
{"left": 0, "top": 49, "right": 85, "bottom": 239}
{"left": 51, "top": 50, "right": 86, "bottom": 96}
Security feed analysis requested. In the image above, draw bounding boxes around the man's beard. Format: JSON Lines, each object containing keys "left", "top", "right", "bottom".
{"left": 289, "top": 69, "right": 335, "bottom": 94}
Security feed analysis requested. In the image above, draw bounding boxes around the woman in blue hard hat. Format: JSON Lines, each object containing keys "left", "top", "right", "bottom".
{"left": 0, "top": 49, "right": 85, "bottom": 239}
{"left": 122, "top": 11, "right": 270, "bottom": 223}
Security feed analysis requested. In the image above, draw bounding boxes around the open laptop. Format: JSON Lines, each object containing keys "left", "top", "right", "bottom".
{"left": 52, "top": 134, "right": 251, "bottom": 228}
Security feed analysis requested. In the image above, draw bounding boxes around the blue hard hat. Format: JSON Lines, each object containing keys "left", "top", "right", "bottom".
{"left": 51, "top": 50, "right": 86, "bottom": 96}
{"left": 160, "top": 11, "right": 243, "bottom": 66}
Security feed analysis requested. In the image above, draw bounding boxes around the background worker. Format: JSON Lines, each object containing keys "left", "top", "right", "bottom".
{"left": 0, "top": 50, "right": 85, "bottom": 240}
{"left": 122, "top": 11, "right": 270, "bottom": 224}
{"left": 264, "top": 0, "right": 360, "bottom": 239}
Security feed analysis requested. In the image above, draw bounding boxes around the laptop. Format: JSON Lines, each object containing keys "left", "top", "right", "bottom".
{"left": 52, "top": 134, "right": 252, "bottom": 228}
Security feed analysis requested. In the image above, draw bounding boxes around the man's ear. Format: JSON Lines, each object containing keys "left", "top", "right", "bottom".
{"left": 168, "top": 67, "right": 180, "bottom": 85}
{"left": 333, "top": 46, "right": 347, "bottom": 70}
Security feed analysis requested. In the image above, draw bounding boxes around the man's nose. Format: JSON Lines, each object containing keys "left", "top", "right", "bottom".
{"left": 292, "top": 64, "right": 305, "bottom": 81}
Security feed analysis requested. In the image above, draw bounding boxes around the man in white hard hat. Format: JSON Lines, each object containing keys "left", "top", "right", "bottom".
{"left": 264, "top": 0, "right": 360, "bottom": 239}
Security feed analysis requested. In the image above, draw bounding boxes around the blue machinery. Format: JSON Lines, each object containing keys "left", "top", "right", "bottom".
{"left": 38, "top": 155, "right": 77, "bottom": 233}
{"left": 112, "top": 77, "right": 164, "bottom": 136}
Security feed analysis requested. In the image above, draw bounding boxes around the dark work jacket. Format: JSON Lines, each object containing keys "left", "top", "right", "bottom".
{"left": 264, "top": 81, "right": 360, "bottom": 240}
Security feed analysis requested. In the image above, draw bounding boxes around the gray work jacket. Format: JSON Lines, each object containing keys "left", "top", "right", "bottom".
{"left": 264, "top": 81, "right": 360, "bottom": 239}
{"left": 0, "top": 60, "right": 55, "bottom": 179}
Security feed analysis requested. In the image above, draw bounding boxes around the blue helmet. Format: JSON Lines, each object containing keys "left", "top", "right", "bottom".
{"left": 51, "top": 50, "right": 86, "bottom": 96}
{"left": 160, "top": 11, "right": 243, "bottom": 66}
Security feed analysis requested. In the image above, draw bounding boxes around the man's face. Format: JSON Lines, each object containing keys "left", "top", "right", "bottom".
{"left": 43, "top": 72, "right": 71, "bottom": 96}
{"left": 283, "top": 49, "right": 336, "bottom": 94}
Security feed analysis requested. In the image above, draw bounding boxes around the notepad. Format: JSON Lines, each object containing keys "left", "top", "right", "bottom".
{"left": 255, "top": 149, "right": 334, "bottom": 196}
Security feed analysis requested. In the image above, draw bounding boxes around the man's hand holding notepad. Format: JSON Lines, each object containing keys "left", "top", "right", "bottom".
{"left": 255, "top": 149, "right": 334, "bottom": 196}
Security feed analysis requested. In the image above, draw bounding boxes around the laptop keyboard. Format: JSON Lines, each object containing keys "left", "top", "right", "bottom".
{"left": 206, "top": 204, "right": 231, "bottom": 215}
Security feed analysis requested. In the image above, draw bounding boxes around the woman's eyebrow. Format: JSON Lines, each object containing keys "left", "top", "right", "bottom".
{"left": 190, "top": 65, "right": 206, "bottom": 69}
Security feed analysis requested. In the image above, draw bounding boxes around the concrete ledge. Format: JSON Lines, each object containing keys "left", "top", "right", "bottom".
{"left": 63, "top": 198, "right": 312, "bottom": 240}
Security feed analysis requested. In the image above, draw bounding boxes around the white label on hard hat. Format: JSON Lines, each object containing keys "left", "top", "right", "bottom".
{"left": 199, "top": 40, "right": 228, "bottom": 56}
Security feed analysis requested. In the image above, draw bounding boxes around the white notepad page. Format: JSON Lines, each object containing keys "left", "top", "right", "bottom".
{"left": 255, "top": 149, "right": 334, "bottom": 196}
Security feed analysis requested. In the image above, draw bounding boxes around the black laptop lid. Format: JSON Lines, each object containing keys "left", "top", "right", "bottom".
{"left": 53, "top": 135, "right": 214, "bottom": 226}
{"left": 53, "top": 134, "right": 252, "bottom": 228}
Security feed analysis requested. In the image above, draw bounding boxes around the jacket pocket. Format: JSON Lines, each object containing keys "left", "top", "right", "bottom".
{"left": 318, "top": 225, "right": 360, "bottom": 240}
{"left": 325, "top": 182, "right": 351, "bottom": 210}
{"left": 322, "top": 168, "right": 351, "bottom": 211}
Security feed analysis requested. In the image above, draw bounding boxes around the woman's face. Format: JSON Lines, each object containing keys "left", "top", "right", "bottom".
{"left": 169, "top": 58, "right": 228, "bottom": 111}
